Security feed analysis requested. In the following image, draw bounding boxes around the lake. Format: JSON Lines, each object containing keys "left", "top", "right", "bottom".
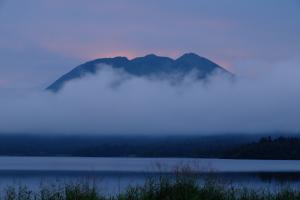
{"left": 1, "top": 157, "right": 300, "bottom": 195}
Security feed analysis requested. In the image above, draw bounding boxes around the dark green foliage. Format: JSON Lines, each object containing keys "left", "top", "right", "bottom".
{"left": 223, "top": 136, "right": 300, "bottom": 160}
{"left": 4, "top": 186, "right": 32, "bottom": 200}
{"left": 64, "top": 184, "right": 99, "bottom": 200}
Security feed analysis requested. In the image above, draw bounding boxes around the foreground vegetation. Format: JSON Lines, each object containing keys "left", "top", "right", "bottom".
{"left": 2, "top": 170, "right": 300, "bottom": 200}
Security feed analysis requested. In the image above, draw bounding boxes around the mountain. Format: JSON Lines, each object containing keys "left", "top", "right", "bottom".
{"left": 46, "top": 53, "right": 232, "bottom": 92}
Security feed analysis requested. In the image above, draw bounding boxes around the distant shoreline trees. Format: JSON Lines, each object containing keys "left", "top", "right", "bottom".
{"left": 222, "top": 136, "right": 300, "bottom": 160}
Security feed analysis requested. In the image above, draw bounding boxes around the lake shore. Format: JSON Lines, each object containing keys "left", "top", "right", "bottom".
{"left": 1, "top": 171, "right": 300, "bottom": 200}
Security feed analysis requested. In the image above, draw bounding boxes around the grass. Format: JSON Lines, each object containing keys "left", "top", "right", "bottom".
{"left": 2, "top": 168, "right": 300, "bottom": 200}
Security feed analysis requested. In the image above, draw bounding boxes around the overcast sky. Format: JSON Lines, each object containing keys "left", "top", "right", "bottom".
{"left": 0, "top": 1, "right": 300, "bottom": 135}
{"left": 0, "top": 0, "right": 300, "bottom": 91}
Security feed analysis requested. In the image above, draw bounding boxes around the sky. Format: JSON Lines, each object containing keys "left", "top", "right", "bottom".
{"left": 0, "top": 0, "right": 300, "bottom": 91}
{"left": 0, "top": 1, "right": 300, "bottom": 135}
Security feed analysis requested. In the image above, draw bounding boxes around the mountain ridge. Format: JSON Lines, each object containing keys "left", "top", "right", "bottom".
{"left": 46, "top": 53, "right": 232, "bottom": 92}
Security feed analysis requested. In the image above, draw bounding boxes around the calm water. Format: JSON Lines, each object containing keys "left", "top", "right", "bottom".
{"left": 1, "top": 157, "right": 300, "bottom": 195}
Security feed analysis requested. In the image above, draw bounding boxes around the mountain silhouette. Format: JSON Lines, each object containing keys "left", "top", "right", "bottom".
{"left": 46, "top": 53, "right": 232, "bottom": 92}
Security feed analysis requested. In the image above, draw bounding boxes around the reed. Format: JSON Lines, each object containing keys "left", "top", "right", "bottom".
{"left": 2, "top": 170, "right": 300, "bottom": 200}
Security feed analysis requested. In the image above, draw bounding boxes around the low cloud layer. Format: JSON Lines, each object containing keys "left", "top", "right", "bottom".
{"left": 0, "top": 62, "right": 300, "bottom": 135}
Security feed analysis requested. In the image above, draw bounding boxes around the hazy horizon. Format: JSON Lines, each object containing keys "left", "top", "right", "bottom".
{"left": 0, "top": 1, "right": 300, "bottom": 136}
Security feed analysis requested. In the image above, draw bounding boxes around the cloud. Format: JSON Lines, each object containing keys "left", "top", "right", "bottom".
{"left": 0, "top": 61, "right": 300, "bottom": 135}
{"left": 1, "top": 0, "right": 300, "bottom": 90}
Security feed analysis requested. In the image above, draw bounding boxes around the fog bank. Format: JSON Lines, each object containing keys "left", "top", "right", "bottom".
{"left": 0, "top": 62, "right": 300, "bottom": 135}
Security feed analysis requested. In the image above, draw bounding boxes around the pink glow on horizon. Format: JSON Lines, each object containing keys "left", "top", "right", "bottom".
{"left": 37, "top": 38, "right": 234, "bottom": 72}
{"left": 88, "top": 51, "right": 234, "bottom": 73}
{"left": 91, "top": 51, "right": 138, "bottom": 60}
{"left": 211, "top": 59, "right": 233, "bottom": 72}
{"left": 0, "top": 79, "right": 7, "bottom": 87}
{"left": 90, "top": 50, "right": 183, "bottom": 60}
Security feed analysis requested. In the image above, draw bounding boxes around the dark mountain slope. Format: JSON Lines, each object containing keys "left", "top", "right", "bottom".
{"left": 46, "top": 57, "right": 129, "bottom": 92}
{"left": 47, "top": 53, "right": 231, "bottom": 92}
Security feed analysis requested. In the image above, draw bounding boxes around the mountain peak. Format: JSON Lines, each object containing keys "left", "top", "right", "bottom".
{"left": 144, "top": 53, "right": 158, "bottom": 58}
{"left": 131, "top": 54, "right": 173, "bottom": 62}
{"left": 47, "top": 53, "right": 231, "bottom": 92}
{"left": 177, "top": 53, "right": 203, "bottom": 60}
